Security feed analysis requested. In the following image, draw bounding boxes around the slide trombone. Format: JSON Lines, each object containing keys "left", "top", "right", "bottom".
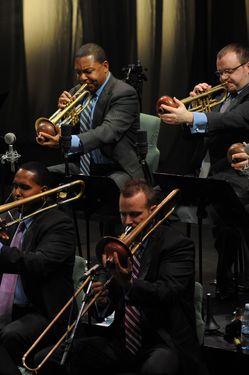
{"left": 156, "top": 82, "right": 228, "bottom": 114}
{"left": 35, "top": 83, "right": 92, "bottom": 137}
{"left": 0, "top": 180, "right": 85, "bottom": 230}
{"left": 22, "top": 188, "right": 180, "bottom": 373}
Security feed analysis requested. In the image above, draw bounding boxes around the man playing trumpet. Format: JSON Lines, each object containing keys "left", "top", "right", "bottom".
{"left": 159, "top": 42, "right": 249, "bottom": 299}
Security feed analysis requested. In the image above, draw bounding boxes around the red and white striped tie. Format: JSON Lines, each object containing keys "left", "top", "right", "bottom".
{"left": 124, "top": 252, "right": 142, "bottom": 355}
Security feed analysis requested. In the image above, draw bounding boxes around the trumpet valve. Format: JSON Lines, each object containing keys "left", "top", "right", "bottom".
{"left": 156, "top": 96, "right": 178, "bottom": 115}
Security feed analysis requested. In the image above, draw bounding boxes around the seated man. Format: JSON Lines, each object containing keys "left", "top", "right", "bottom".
{"left": 36, "top": 43, "right": 144, "bottom": 190}
{"left": 0, "top": 161, "right": 77, "bottom": 375}
{"left": 35, "top": 179, "right": 209, "bottom": 375}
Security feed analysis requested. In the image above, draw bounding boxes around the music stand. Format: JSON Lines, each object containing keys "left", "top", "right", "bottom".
{"left": 153, "top": 172, "right": 249, "bottom": 284}
{"left": 70, "top": 175, "right": 121, "bottom": 265}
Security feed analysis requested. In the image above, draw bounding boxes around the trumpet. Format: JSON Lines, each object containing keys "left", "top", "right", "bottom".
{"left": 22, "top": 188, "right": 180, "bottom": 373}
{"left": 227, "top": 142, "right": 248, "bottom": 164}
{"left": 156, "top": 82, "right": 228, "bottom": 114}
{"left": 35, "top": 83, "right": 92, "bottom": 137}
{"left": 0, "top": 180, "right": 85, "bottom": 230}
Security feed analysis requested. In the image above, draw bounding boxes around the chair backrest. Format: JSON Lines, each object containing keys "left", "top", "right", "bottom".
{"left": 73, "top": 255, "right": 88, "bottom": 309}
{"left": 139, "top": 113, "right": 161, "bottom": 173}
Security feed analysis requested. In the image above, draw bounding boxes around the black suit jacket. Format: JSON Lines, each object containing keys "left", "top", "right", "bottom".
{"left": 0, "top": 207, "right": 76, "bottom": 336}
{"left": 103, "top": 224, "right": 207, "bottom": 374}
{"left": 205, "top": 84, "right": 249, "bottom": 174}
{"left": 74, "top": 74, "right": 144, "bottom": 188}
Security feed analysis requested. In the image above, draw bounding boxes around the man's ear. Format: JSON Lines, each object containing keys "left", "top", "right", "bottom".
{"left": 41, "top": 185, "right": 48, "bottom": 192}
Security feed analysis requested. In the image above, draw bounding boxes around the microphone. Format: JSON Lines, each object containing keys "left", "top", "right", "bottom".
{"left": 136, "top": 130, "right": 148, "bottom": 161}
{"left": 1, "top": 133, "right": 21, "bottom": 172}
{"left": 60, "top": 124, "right": 72, "bottom": 154}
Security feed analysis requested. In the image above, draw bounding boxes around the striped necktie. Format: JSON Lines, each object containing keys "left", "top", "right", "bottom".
{"left": 79, "top": 98, "right": 95, "bottom": 175}
{"left": 0, "top": 222, "right": 25, "bottom": 325}
{"left": 124, "top": 250, "right": 142, "bottom": 355}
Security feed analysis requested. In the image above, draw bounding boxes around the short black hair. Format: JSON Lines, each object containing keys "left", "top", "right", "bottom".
{"left": 18, "top": 161, "right": 52, "bottom": 187}
{"left": 75, "top": 43, "right": 107, "bottom": 63}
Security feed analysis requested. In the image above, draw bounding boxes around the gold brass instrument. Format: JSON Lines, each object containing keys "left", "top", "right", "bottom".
{"left": 156, "top": 82, "right": 228, "bottom": 114}
{"left": 0, "top": 180, "right": 85, "bottom": 230}
{"left": 22, "top": 188, "right": 180, "bottom": 373}
{"left": 227, "top": 142, "right": 247, "bottom": 164}
{"left": 96, "top": 188, "right": 180, "bottom": 266}
{"left": 35, "top": 83, "right": 92, "bottom": 137}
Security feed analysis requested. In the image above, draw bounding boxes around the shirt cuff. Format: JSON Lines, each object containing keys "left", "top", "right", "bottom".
{"left": 70, "top": 135, "right": 83, "bottom": 153}
{"left": 190, "top": 112, "right": 208, "bottom": 133}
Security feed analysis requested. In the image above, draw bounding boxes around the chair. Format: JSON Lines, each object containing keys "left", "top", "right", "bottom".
{"left": 139, "top": 113, "right": 161, "bottom": 173}
{"left": 72, "top": 255, "right": 88, "bottom": 309}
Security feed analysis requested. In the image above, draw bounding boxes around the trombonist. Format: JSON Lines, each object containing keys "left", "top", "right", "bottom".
{"left": 36, "top": 179, "right": 208, "bottom": 375}
{"left": 0, "top": 161, "right": 76, "bottom": 375}
{"left": 158, "top": 42, "right": 249, "bottom": 299}
{"left": 35, "top": 43, "right": 143, "bottom": 190}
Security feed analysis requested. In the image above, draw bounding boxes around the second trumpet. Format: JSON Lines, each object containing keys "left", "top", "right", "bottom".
{"left": 156, "top": 82, "right": 228, "bottom": 114}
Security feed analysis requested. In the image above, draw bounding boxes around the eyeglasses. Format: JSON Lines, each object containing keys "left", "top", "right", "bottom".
{"left": 215, "top": 63, "right": 246, "bottom": 77}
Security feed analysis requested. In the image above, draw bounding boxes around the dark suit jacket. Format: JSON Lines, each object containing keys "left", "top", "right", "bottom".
{"left": 0, "top": 207, "right": 76, "bottom": 336}
{"left": 103, "top": 224, "right": 207, "bottom": 374}
{"left": 205, "top": 84, "right": 249, "bottom": 174}
{"left": 73, "top": 74, "right": 144, "bottom": 188}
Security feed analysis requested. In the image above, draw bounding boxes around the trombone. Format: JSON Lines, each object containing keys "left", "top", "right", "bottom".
{"left": 0, "top": 180, "right": 85, "bottom": 230}
{"left": 35, "top": 83, "right": 92, "bottom": 137}
{"left": 156, "top": 82, "right": 228, "bottom": 114}
{"left": 22, "top": 188, "right": 180, "bottom": 373}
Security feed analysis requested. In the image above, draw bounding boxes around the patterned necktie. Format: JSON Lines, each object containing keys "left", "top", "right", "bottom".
{"left": 124, "top": 250, "right": 142, "bottom": 355}
{"left": 0, "top": 222, "right": 25, "bottom": 325}
{"left": 79, "top": 98, "right": 95, "bottom": 175}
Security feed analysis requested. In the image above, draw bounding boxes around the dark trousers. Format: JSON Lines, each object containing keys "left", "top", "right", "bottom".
{"left": 0, "top": 306, "right": 48, "bottom": 375}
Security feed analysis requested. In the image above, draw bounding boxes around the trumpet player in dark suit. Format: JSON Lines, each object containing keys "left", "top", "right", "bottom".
{"left": 36, "top": 43, "right": 143, "bottom": 190}
{"left": 159, "top": 42, "right": 249, "bottom": 299}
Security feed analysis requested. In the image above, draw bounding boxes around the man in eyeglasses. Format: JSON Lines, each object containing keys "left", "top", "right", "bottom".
{"left": 159, "top": 42, "right": 249, "bottom": 299}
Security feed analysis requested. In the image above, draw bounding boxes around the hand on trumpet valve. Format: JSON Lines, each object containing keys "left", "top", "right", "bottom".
{"left": 58, "top": 90, "right": 76, "bottom": 109}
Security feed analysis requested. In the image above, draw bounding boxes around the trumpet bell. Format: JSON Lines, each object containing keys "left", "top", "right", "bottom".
{"left": 35, "top": 117, "right": 58, "bottom": 137}
{"left": 227, "top": 142, "right": 245, "bottom": 164}
{"left": 156, "top": 96, "right": 178, "bottom": 114}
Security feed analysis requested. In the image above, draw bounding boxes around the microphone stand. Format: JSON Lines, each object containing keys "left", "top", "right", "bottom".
{"left": 60, "top": 124, "right": 72, "bottom": 179}
{"left": 60, "top": 265, "right": 99, "bottom": 366}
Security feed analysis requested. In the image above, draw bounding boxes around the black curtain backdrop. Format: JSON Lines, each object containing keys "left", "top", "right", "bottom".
{"left": 0, "top": 0, "right": 248, "bottom": 193}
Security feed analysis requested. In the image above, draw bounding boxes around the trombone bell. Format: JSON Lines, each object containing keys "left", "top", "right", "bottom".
{"left": 95, "top": 189, "right": 180, "bottom": 268}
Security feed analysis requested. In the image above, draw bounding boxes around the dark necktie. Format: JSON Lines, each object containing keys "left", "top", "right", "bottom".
{"left": 220, "top": 92, "right": 237, "bottom": 113}
{"left": 79, "top": 98, "right": 95, "bottom": 175}
{"left": 0, "top": 222, "right": 25, "bottom": 325}
{"left": 124, "top": 250, "right": 142, "bottom": 355}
